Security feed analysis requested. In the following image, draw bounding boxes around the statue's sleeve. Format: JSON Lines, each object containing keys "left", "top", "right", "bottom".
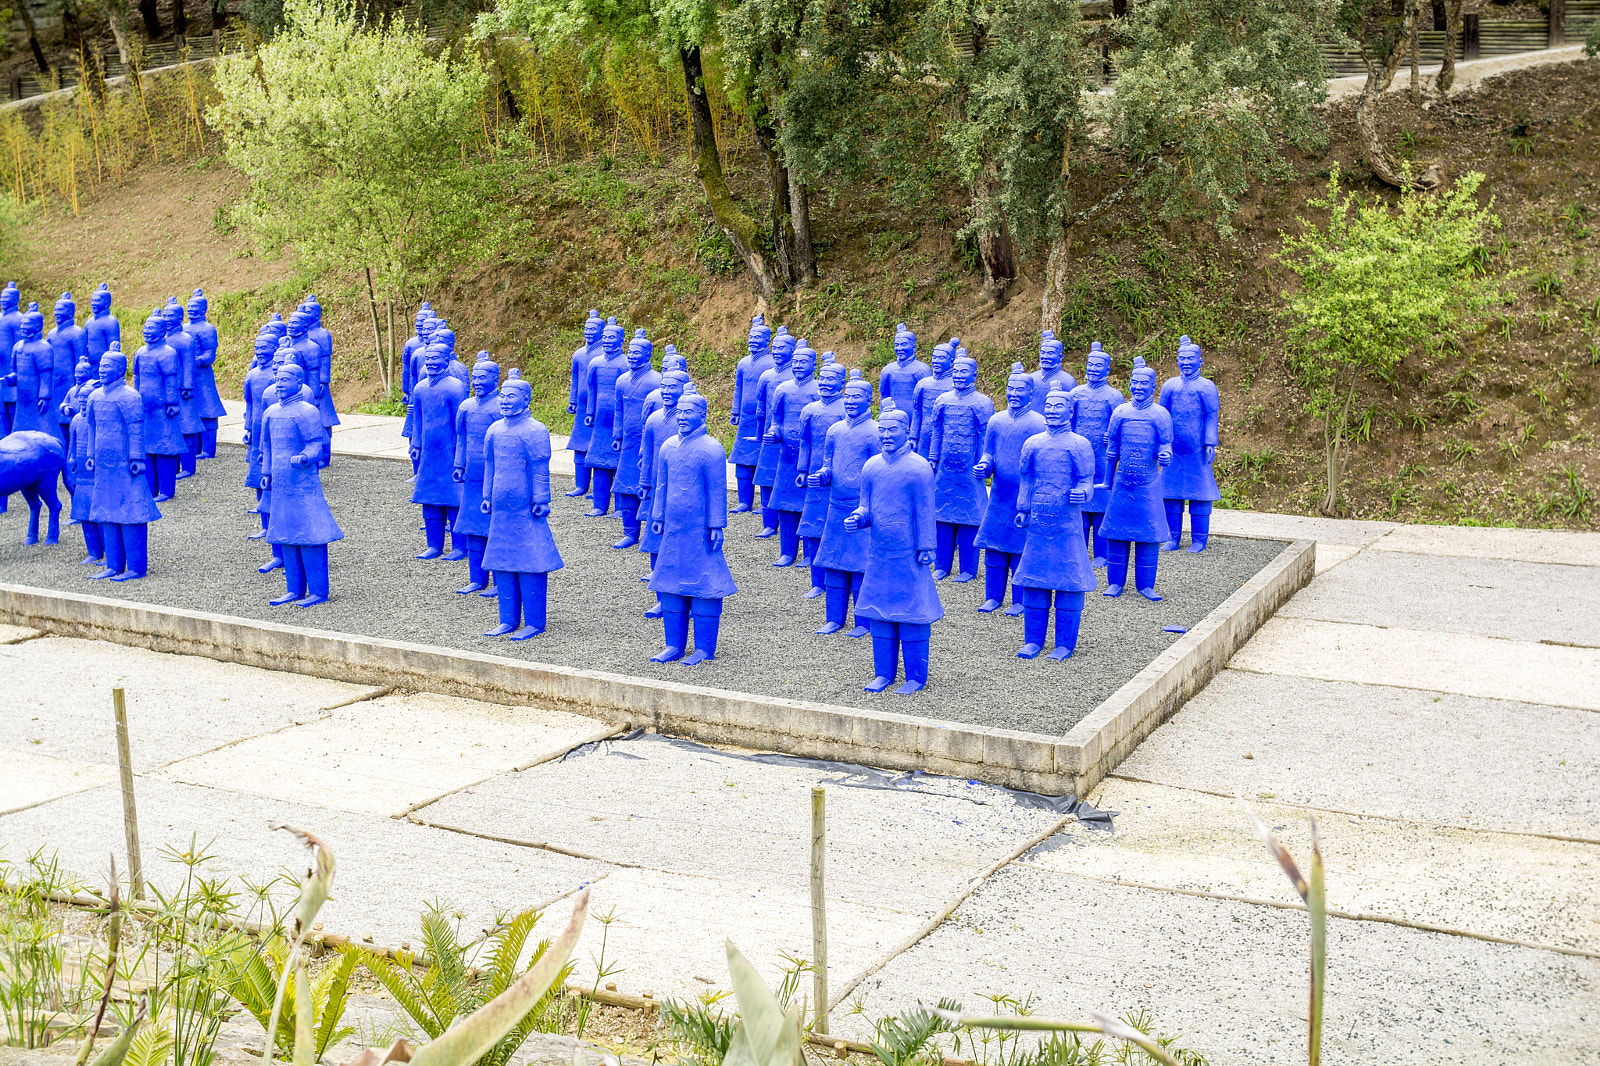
{"left": 531, "top": 432, "right": 551, "bottom": 509}
{"left": 927, "top": 397, "right": 946, "bottom": 459}
{"left": 856, "top": 458, "right": 875, "bottom": 522}
{"left": 731, "top": 361, "right": 745, "bottom": 415}
{"left": 180, "top": 342, "right": 195, "bottom": 392}
{"left": 584, "top": 359, "right": 600, "bottom": 419}
{"left": 454, "top": 404, "right": 469, "bottom": 468}
{"left": 796, "top": 409, "right": 814, "bottom": 472}
{"left": 821, "top": 421, "right": 838, "bottom": 473}
{"left": 264, "top": 413, "right": 277, "bottom": 476}
{"left": 651, "top": 444, "right": 672, "bottom": 524}
{"left": 1105, "top": 409, "right": 1124, "bottom": 462}
{"left": 1159, "top": 380, "right": 1177, "bottom": 411}
{"left": 296, "top": 405, "right": 323, "bottom": 465}
{"left": 913, "top": 460, "right": 937, "bottom": 553}
{"left": 981, "top": 413, "right": 999, "bottom": 466}
{"left": 1204, "top": 381, "right": 1220, "bottom": 446}
{"left": 1016, "top": 438, "right": 1037, "bottom": 513}
{"left": 1069, "top": 435, "right": 1095, "bottom": 498}
{"left": 1157, "top": 407, "right": 1174, "bottom": 447}
{"left": 707, "top": 444, "right": 728, "bottom": 530}
{"left": 638, "top": 420, "right": 657, "bottom": 490}
{"left": 482, "top": 426, "right": 498, "bottom": 505}
{"left": 162, "top": 351, "right": 179, "bottom": 406}
{"left": 85, "top": 395, "right": 98, "bottom": 456}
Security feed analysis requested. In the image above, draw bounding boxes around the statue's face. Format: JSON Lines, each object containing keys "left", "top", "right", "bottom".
{"left": 953, "top": 360, "right": 976, "bottom": 391}
{"left": 75, "top": 359, "right": 92, "bottom": 385}
{"left": 894, "top": 331, "right": 915, "bottom": 363}
{"left": 288, "top": 318, "right": 306, "bottom": 339}
{"left": 424, "top": 347, "right": 447, "bottom": 375}
{"left": 818, "top": 363, "right": 846, "bottom": 400}
{"left": 55, "top": 305, "right": 72, "bottom": 327}
{"left": 2, "top": 288, "right": 17, "bottom": 313}
{"left": 471, "top": 365, "right": 497, "bottom": 397}
{"left": 1044, "top": 391, "right": 1069, "bottom": 428}
{"left": 878, "top": 414, "right": 909, "bottom": 453}
{"left": 773, "top": 339, "right": 794, "bottom": 368}
{"left": 661, "top": 376, "right": 685, "bottom": 407}
{"left": 793, "top": 349, "right": 817, "bottom": 381}
{"left": 844, "top": 383, "right": 871, "bottom": 418}
{"left": 748, "top": 326, "right": 769, "bottom": 357}
{"left": 1087, "top": 354, "right": 1110, "bottom": 387}
{"left": 1130, "top": 370, "right": 1155, "bottom": 404}
{"left": 602, "top": 326, "right": 624, "bottom": 357}
{"left": 584, "top": 317, "right": 604, "bottom": 345}
{"left": 142, "top": 320, "right": 162, "bottom": 345}
{"left": 932, "top": 347, "right": 953, "bottom": 376}
{"left": 1006, "top": 378, "right": 1031, "bottom": 411}
{"left": 676, "top": 401, "right": 707, "bottom": 438}
{"left": 628, "top": 343, "right": 650, "bottom": 371}
{"left": 1041, "top": 345, "right": 1062, "bottom": 373}
{"left": 500, "top": 388, "right": 530, "bottom": 419}
{"left": 255, "top": 344, "right": 274, "bottom": 367}
{"left": 275, "top": 364, "right": 304, "bottom": 394}
{"left": 1177, "top": 348, "right": 1203, "bottom": 378}
{"left": 100, "top": 354, "right": 126, "bottom": 387}
{"left": 187, "top": 299, "right": 204, "bottom": 322}
{"left": 419, "top": 318, "right": 436, "bottom": 342}
{"left": 93, "top": 291, "right": 111, "bottom": 315}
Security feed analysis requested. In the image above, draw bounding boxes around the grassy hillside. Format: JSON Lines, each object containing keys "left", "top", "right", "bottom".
{"left": 7, "top": 57, "right": 1598, "bottom": 530}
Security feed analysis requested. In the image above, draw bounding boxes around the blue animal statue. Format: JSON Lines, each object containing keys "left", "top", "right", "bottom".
{"left": 1012, "top": 386, "right": 1098, "bottom": 659}
{"left": 845, "top": 402, "right": 942, "bottom": 693}
{"left": 647, "top": 393, "right": 736, "bottom": 665}
{"left": 481, "top": 371, "right": 564, "bottom": 639}
{"left": 0, "top": 430, "right": 66, "bottom": 544}
{"left": 1100, "top": 358, "right": 1173, "bottom": 599}
{"left": 973, "top": 364, "right": 1045, "bottom": 614}
{"left": 1160, "top": 336, "right": 1221, "bottom": 552}
{"left": 729, "top": 314, "right": 773, "bottom": 513}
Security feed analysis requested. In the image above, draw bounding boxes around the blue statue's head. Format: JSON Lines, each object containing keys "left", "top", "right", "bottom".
{"left": 54, "top": 292, "right": 75, "bottom": 327}
{"left": 287, "top": 311, "right": 310, "bottom": 339}
{"left": 275, "top": 360, "right": 306, "bottom": 394}
{"left": 818, "top": 359, "right": 847, "bottom": 400}
{"left": 771, "top": 328, "right": 796, "bottom": 366}
{"left": 418, "top": 315, "right": 437, "bottom": 343}
{"left": 662, "top": 343, "right": 685, "bottom": 374}
{"left": 2, "top": 284, "right": 18, "bottom": 314}
{"left": 1177, "top": 341, "right": 1203, "bottom": 378}
{"left": 1044, "top": 385, "right": 1071, "bottom": 427}
{"left": 273, "top": 336, "right": 296, "bottom": 367}
{"left": 1086, "top": 341, "right": 1109, "bottom": 385}
{"left": 423, "top": 342, "right": 448, "bottom": 376}
{"left": 91, "top": 284, "right": 111, "bottom": 316}
{"left": 1006, "top": 362, "right": 1032, "bottom": 411}
{"left": 953, "top": 351, "right": 977, "bottom": 391}
{"left": 74, "top": 354, "right": 94, "bottom": 386}
{"left": 303, "top": 295, "right": 322, "bottom": 326}
{"left": 416, "top": 302, "right": 433, "bottom": 331}
{"left": 101, "top": 345, "right": 127, "bottom": 387}
{"left": 792, "top": 342, "right": 817, "bottom": 381}
{"left": 675, "top": 392, "right": 709, "bottom": 438}
{"left": 601, "top": 317, "right": 624, "bottom": 357}
{"left": 844, "top": 368, "right": 872, "bottom": 419}
{"left": 471, "top": 356, "right": 501, "bottom": 398}
{"left": 1129, "top": 357, "right": 1156, "bottom": 403}
{"left": 500, "top": 369, "right": 531, "bottom": 418}
{"left": 20, "top": 307, "right": 43, "bottom": 341}
{"left": 877, "top": 401, "right": 910, "bottom": 452}
{"left": 434, "top": 326, "right": 457, "bottom": 356}
{"left": 893, "top": 322, "right": 916, "bottom": 364}
{"left": 628, "top": 329, "right": 652, "bottom": 370}
{"left": 660, "top": 369, "right": 689, "bottom": 408}
{"left": 584, "top": 309, "right": 604, "bottom": 346}
{"left": 748, "top": 315, "right": 771, "bottom": 355}
{"left": 931, "top": 341, "right": 954, "bottom": 376}
{"left": 1040, "top": 332, "right": 1063, "bottom": 371}
{"left": 187, "top": 289, "right": 207, "bottom": 322}
{"left": 254, "top": 333, "right": 277, "bottom": 367}
{"left": 141, "top": 314, "right": 164, "bottom": 345}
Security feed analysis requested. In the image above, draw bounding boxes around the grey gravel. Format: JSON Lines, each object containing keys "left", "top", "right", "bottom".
{"left": 0, "top": 447, "right": 1286, "bottom": 735}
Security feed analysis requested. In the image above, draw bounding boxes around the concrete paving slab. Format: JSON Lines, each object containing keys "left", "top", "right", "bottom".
{"left": 1278, "top": 551, "right": 1600, "bottom": 645}
{"left": 422, "top": 735, "right": 1064, "bottom": 915}
{"left": 330, "top": 414, "right": 402, "bottom": 432}
{"left": 0, "top": 746, "right": 116, "bottom": 814}
{"left": 1038, "top": 778, "right": 1600, "bottom": 953}
{"left": 0, "top": 777, "right": 612, "bottom": 944}
{"left": 160, "top": 692, "right": 610, "bottom": 818}
{"left": 840, "top": 863, "right": 1600, "bottom": 1065}
{"left": 0, "top": 636, "right": 367, "bottom": 772}
{"left": 327, "top": 423, "right": 410, "bottom": 455}
{"left": 1209, "top": 510, "right": 1398, "bottom": 547}
{"left": 0, "top": 622, "right": 40, "bottom": 642}
{"left": 1371, "top": 524, "right": 1600, "bottom": 566}
{"left": 1112, "top": 671, "right": 1600, "bottom": 839}
{"left": 1313, "top": 543, "right": 1362, "bottom": 575}
{"left": 536, "top": 864, "right": 926, "bottom": 1004}
{"left": 1229, "top": 618, "right": 1600, "bottom": 711}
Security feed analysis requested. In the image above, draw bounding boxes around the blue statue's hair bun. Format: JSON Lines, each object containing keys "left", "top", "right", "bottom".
{"left": 1042, "top": 329, "right": 1056, "bottom": 340}
{"left": 1090, "top": 340, "right": 1103, "bottom": 351}
{"left": 848, "top": 367, "right": 862, "bottom": 380}
{"left": 109, "top": 340, "right": 121, "bottom": 351}
{"left": 507, "top": 367, "right": 522, "bottom": 378}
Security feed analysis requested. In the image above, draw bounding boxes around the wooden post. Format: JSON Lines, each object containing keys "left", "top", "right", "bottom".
{"left": 1462, "top": 12, "right": 1479, "bottom": 60}
{"left": 810, "top": 787, "right": 829, "bottom": 1035}
{"left": 1548, "top": 0, "right": 1565, "bottom": 47}
{"left": 112, "top": 688, "right": 144, "bottom": 901}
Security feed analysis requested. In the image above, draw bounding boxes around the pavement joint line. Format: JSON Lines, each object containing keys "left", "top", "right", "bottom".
{"left": 824, "top": 810, "right": 1080, "bottom": 1012}
{"left": 1103, "top": 773, "right": 1600, "bottom": 847}
{"left": 1028, "top": 868, "right": 1600, "bottom": 961}
{"left": 1222, "top": 662, "right": 1600, "bottom": 715}
{"left": 321, "top": 685, "right": 398, "bottom": 710}
{"left": 407, "top": 816, "right": 645, "bottom": 869}
{"left": 146, "top": 711, "right": 338, "bottom": 774}
{"left": 0, "top": 628, "right": 45, "bottom": 645}
{"left": 1541, "top": 638, "right": 1600, "bottom": 650}
{"left": 0, "top": 779, "right": 112, "bottom": 818}
{"left": 462, "top": 873, "right": 618, "bottom": 949}
{"left": 391, "top": 723, "right": 629, "bottom": 821}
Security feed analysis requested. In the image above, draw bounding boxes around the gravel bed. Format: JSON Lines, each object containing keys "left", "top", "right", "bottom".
{"left": 0, "top": 447, "right": 1286, "bottom": 736}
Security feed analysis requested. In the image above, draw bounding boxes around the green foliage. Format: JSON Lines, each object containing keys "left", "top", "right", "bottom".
{"left": 0, "top": 851, "right": 94, "bottom": 1049}
{"left": 1276, "top": 167, "right": 1501, "bottom": 512}
{"left": 656, "top": 997, "right": 737, "bottom": 1066}
{"left": 228, "top": 942, "right": 358, "bottom": 1060}
{"left": 1585, "top": 16, "right": 1600, "bottom": 57}
{"left": 359, "top": 904, "right": 573, "bottom": 1066}
{"left": 211, "top": 0, "right": 508, "bottom": 314}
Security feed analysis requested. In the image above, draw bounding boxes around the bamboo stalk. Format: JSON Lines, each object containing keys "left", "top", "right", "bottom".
{"left": 112, "top": 687, "right": 144, "bottom": 901}
{"left": 810, "top": 786, "right": 828, "bottom": 1035}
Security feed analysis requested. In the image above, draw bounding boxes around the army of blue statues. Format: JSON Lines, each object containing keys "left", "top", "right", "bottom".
{"left": 5, "top": 287, "right": 1234, "bottom": 691}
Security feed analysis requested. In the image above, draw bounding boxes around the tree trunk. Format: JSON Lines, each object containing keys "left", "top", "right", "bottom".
{"left": 364, "top": 266, "right": 387, "bottom": 394}
{"left": 211, "top": 0, "right": 228, "bottom": 31}
{"left": 788, "top": 168, "right": 816, "bottom": 286}
{"left": 680, "top": 46, "right": 779, "bottom": 299}
{"left": 1408, "top": 12, "right": 1421, "bottom": 105}
{"left": 1355, "top": 0, "right": 1423, "bottom": 189}
{"left": 173, "top": 0, "right": 186, "bottom": 37}
{"left": 1041, "top": 225, "right": 1075, "bottom": 332}
{"left": 1436, "top": 0, "right": 1463, "bottom": 92}
{"left": 137, "top": 0, "right": 162, "bottom": 39}
{"left": 754, "top": 114, "right": 796, "bottom": 286}
{"left": 16, "top": 1, "right": 50, "bottom": 74}
{"left": 105, "top": 3, "right": 135, "bottom": 67}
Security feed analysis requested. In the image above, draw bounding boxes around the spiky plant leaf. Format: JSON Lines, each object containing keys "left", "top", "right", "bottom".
{"left": 723, "top": 942, "right": 803, "bottom": 1066}
{"left": 314, "top": 949, "right": 361, "bottom": 1057}
{"left": 120, "top": 1025, "right": 172, "bottom": 1066}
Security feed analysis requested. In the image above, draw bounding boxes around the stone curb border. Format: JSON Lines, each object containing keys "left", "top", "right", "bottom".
{"left": 0, "top": 537, "right": 1311, "bottom": 795}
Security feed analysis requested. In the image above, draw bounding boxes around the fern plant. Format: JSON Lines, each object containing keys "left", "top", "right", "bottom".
{"left": 228, "top": 940, "right": 358, "bottom": 1061}
{"left": 358, "top": 904, "right": 573, "bottom": 1066}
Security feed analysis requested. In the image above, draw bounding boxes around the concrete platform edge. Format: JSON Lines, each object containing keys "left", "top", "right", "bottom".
{"left": 0, "top": 542, "right": 1309, "bottom": 792}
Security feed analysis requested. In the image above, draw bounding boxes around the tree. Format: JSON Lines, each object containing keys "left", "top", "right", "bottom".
{"left": 211, "top": 0, "right": 505, "bottom": 393}
{"left": 1336, "top": 0, "right": 1439, "bottom": 189}
{"left": 1043, "top": 0, "right": 1336, "bottom": 329}
{"left": 1276, "top": 167, "right": 1500, "bottom": 514}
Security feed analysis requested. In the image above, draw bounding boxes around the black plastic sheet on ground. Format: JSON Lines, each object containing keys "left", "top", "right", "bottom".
{"left": 561, "top": 728, "right": 1115, "bottom": 831}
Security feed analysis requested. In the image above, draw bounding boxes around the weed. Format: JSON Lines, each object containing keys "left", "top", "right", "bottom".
{"left": 1533, "top": 272, "right": 1564, "bottom": 298}
{"left": 1532, "top": 385, "right": 1551, "bottom": 413}
{"left": 1137, "top": 244, "right": 1170, "bottom": 280}
{"left": 1510, "top": 136, "right": 1535, "bottom": 157}
{"left": 1564, "top": 201, "right": 1591, "bottom": 240}
{"left": 1439, "top": 391, "right": 1481, "bottom": 420}
{"left": 1237, "top": 447, "right": 1281, "bottom": 481}
{"left": 1444, "top": 438, "right": 1478, "bottom": 463}
{"left": 0, "top": 851, "right": 94, "bottom": 1050}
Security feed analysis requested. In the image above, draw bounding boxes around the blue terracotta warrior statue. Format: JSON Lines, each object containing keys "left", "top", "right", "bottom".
{"left": 877, "top": 323, "right": 930, "bottom": 421}
{"left": 242, "top": 334, "right": 278, "bottom": 521}
{"left": 729, "top": 315, "right": 772, "bottom": 512}
{"left": 253, "top": 340, "right": 308, "bottom": 572}
{"left": 565, "top": 309, "right": 603, "bottom": 498}
{"left": 0, "top": 284, "right": 24, "bottom": 436}
{"left": 85, "top": 284, "right": 120, "bottom": 372}
{"left": 795, "top": 358, "right": 847, "bottom": 597}
{"left": 752, "top": 327, "right": 795, "bottom": 537}
{"left": 811, "top": 371, "right": 877, "bottom": 636}
{"left": 410, "top": 342, "right": 468, "bottom": 560}
{"left": 451, "top": 355, "right": 502, "bottom": 595}
{"left": 133, "top": 312, "right": 183, "bottom": 502}
{"left": 47, "top": 293, "right": 87, "bottom": 444}
{"left": 300, "top": 296, "right": 339, "bottom": 466}
{"left": 580, "top": 317, "right": 628, "bottom": 517}
{"left": 610, "top": 329, "right": 661, "bottom": 550}
{"left": 402, "top": 307, "right": 437, "bottom": 474}
{"left": 1029, "top": 331, "right": 1077, "bottom": 413}
{"left": 648, "top": 393, "right": 736, "bottom": 665}
{"left": 974, "top": 364, "right": 1045, "bottom": 614}
{"left": 1160, "top": 336, "right": 1220, "bottom": 552}
{"left": 261, "top": 362, "right": 342, "bottom": 607}
{"left": 846, "top": 403, "right": 942, "bottom": 693}
{"left": 161, "top": 299, "right": 202, "bottom": 479}
{"left": 12, "top": 306, "right": 54, "bottom": 436}
{"left": 481, "top": 372, "right": 564, "bottom": 639}
{"left": 765, "top": 340, "right": 820, "bottom": 568}
{"left": 926, "top": 351, "right": 993, "bottom": 582}
{"left": 84, "top": 346, "right": 160, "bottom": 581}
{"left": 186, "top": 290, "right": 226, "bottom": 460}
{"left": 1067, "top": 341, "right": 1124, "bottom": 567}
{"left": 65, "top": 357, "right": 101, "bottom": 564}
{"left": 911, "top": 338, "right": 956, "bottom": 454}
{"left": 1100, "top": 358, "right": 1173, "bottom": 600}
{"left": 643, "top": 344, "right": 686, "bottom": 422}
{"left": 638, "top": 368, "right": 690, "bottom": 617}
{"left": 1012, "top": 387, "right": 1098, "bottom": 659}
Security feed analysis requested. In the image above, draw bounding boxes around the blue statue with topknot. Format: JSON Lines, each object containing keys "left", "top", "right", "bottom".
{"left": 974, "top": 363, "right": 1045, "bottom": 614}
{"left": 1160, "top": 336, "right": 1220, "bottom": 552}
{"left": 1100, "top": 358, "right": 1173, "bottom": 600}
{"left": 451, "top": 355, "right": 502, "bottom": 595}
{"left": 1012, "top": 387, "right": 1098, "bottom": 659}
{"left": 482, "top": 371, "right": 564, "bottom": 639}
